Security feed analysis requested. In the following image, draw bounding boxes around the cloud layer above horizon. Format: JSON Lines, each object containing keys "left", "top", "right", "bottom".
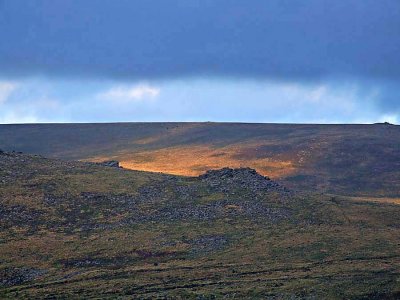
{"left": 0, "top": 78, "right": 397, "bottom": 124}
{"left": 0, "top": 0, "right": 399, "bottom": 123}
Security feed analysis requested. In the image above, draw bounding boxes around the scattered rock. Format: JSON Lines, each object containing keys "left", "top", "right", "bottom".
{"left": 0, "top": 267, "right": 46, "bottom": 287}
{"left": 96, "top": 160, "right": 121, "bottom": 168}
{"left": 0, "top": 204, "right": 44, "bottom": 230}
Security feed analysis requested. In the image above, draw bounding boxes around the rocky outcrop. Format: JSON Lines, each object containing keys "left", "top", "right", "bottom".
{"left": 199, "top": 167, "right": 290, "bottom": 194}
{"left": 374, "top": 122, "right": 395, "bottom": 126}
{"left": 96, "top": 160, "right": 120, "bottom": 168}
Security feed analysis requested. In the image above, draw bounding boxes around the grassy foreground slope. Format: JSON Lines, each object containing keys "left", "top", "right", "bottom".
{"left": 1, "top": 152, "right": 400, "bottom": 299}
{"left": 0, "top": 122, "right": 399, "bottom": 197}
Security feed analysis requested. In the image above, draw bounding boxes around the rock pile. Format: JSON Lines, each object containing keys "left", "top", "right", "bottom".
{"left": 199, "top": 167, "right": 290, "bottom": 194}
{"left": 96, "top": 160, "right": 121, "bottom": 168}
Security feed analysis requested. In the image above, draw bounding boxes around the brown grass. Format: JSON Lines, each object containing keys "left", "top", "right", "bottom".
{"left": 88, "top": 144, "right": 297, "bottom": 178}
{"left": 346, "top": 196, "right": 400, "bottom": 205}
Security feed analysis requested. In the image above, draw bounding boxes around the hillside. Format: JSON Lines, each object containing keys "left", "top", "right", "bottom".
{"left": 1, "top": 151, "right": 400, "bottom": 298}
{"left": 0, "top": 122, "right": 399, "bottom": 197}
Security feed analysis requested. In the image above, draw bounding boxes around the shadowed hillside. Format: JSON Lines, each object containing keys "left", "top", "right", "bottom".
{"left": 1, "top": 151, "right": 400, "bottom": 298}
{"left": 1, "top": 122, "right": 399, "bottom": 196}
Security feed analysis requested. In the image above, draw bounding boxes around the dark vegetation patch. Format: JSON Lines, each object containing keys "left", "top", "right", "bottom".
{"left": 232, "top": 143, "right": 295, "bottom": 160}
{"left": 187, "top": 235, "right": 229, "bottom": 255}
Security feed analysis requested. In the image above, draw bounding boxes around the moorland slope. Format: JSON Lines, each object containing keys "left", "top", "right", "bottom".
{"left": 1, "top": 122, "right": 399, "bottom": 196}
{"left": 1, "top": 151, "right": 400, "bottom": 298}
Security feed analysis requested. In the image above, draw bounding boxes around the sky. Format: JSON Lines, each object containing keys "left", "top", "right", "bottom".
{"left": 0, "top": 0, "right": 399, "bottom": 124}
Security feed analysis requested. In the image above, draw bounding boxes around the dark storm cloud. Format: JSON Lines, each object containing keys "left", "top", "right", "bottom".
{"left": 0, "top": 0, "right": 399, "bottom": 81}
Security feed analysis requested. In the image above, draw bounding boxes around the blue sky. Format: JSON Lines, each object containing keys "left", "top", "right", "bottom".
{"left": 0, "top": 0, "right": 399, "bottom": 124}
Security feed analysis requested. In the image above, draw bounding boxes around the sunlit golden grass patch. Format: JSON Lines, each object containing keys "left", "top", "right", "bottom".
{"left": 89, "top": 144, "right": 297, "bottom": 178}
